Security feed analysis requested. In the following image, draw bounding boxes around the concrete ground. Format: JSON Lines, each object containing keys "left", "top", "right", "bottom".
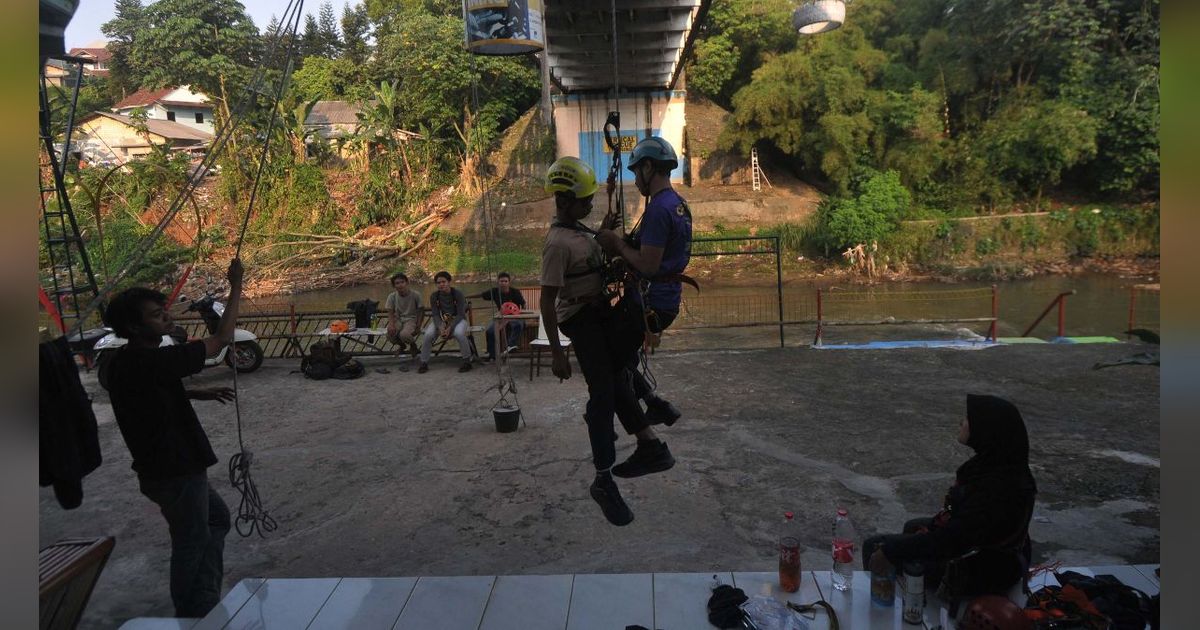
{"left": 40, "top": 343, "right": 1160, "bottom": 629}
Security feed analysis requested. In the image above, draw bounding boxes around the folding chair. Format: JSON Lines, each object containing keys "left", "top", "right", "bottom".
{"left": 40, "top": 536, "right": 115, "bottom": 630}
{"left": 530, "top": 312, "right": 572, "bottom": 381}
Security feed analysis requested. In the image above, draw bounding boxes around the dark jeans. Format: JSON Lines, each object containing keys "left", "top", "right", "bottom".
{"left": 862, "top": 517, "right": 947, "bottom": 590}
{"left": 559, "top": 303, "right": 649, "bottom": 471}
{"left": 139, "top": 472, "right": 231, "bottom": 617}
{"left": 485, "top": 319, "right": 525, "bottom": 358}
{"left": 627, "top": 309, "right": 677, "bottom": 400}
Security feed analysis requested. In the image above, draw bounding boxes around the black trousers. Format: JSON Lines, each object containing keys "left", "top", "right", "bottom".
{"left": 139, "top": 472, "right": 231, "bottom": 617}
{"left": 628, "top": 309, "right": 677, "bottom": 400}
{"left": 559, "top": 302, "right": 649, "bottom": 471}
{"left": 862, "top": 517, "right": 947, "bottom": 590}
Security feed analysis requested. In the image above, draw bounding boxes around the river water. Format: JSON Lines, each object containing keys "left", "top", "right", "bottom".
{"left": 247, "top": 271, "right": 1159, "bottom": 349}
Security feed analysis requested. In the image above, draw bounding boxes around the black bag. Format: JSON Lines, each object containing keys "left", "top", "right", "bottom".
{"left": 604, "top": 295, "right": 646, "bottom": 356}
{"left": 301, "top": 340, "right": 352, "bottom": 380}
{"left": 331, "top": 358, "right": 365, "bottom": 379}
{"left": 936, "top": 547, "right": 1024, "bottom": 614}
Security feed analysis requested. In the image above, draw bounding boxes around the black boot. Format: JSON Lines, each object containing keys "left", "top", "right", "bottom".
{"left": 590, "top": 473, "right": 634, "bottom": 526}
{"left": 645, "top": 397, "right": 681, "bottom": 427}
{"left": 612, "top": 439, "right": 675, "bottom": 478}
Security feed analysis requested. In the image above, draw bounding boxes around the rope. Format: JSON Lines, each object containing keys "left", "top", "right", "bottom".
{"left": 224, "top": 0, "right": 305, "bottom": 538}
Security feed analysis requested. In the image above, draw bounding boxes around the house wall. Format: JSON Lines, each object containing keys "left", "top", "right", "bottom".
{"left": 76, "top": 116, "right": 168, "bottom": 165}
{"left": 552, "top": 90, "right": 688, "bottom": 184}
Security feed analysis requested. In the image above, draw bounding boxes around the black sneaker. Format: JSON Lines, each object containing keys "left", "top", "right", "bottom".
{"left": 589, "top": 475, "right": 634, "bottom": 526}
{"left": 417, "top": 363, "right": 429, "bottom": 374}
{"left": 612, "top": 440, "right": 675, "bottom": 478}
{"left": 645, "top": 398, "right": 681, "bottom": 427}
{"left": 458, "top": 361, "right": 472, "bottom": 373}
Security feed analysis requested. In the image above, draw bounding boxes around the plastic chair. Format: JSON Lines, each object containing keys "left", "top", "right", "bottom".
{"left": 530, "top": 312, "right": 571, "bottom": 381}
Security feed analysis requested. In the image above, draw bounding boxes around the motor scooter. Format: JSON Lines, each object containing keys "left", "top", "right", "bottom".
{"left": 93, "top": 294, "right": 264, "bottom": 373}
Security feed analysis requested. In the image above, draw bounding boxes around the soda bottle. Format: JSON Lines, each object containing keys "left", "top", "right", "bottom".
{"left": 831, "top": 508, "right": 855, "bottom": 591}
{"left": 778, "top": 512, "right": 801, "bottom": 593}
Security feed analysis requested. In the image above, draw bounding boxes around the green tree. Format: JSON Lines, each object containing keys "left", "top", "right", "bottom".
{"left": 129, "top": 0, "right": 260, "bottom": 125}
{"left": 300, "top": 14, "right": 322, "bottom": 59}
{"left": 340, "top": 2, "right": 372, "bottom": 65}
{"left": 978, "top": 96, "right": 1098, "bottom": 208}
{"left": 816, "top": 170, "right": 912, "bottom": 251}
{"left": 318, "top": 2, "right": 343, "bottom": 57}
{"left": 100, "top": 0, "right": 146, "bottom": 100}
{"left": 685, "top": 0, "right": 796, "bottom": 107}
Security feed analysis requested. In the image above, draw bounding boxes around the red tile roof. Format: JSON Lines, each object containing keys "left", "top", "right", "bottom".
{"left": 112, "top": 87, "right": 176, "bottom": 110}
{"left": 68, "top": 47, "right": 113, "bottom": 63}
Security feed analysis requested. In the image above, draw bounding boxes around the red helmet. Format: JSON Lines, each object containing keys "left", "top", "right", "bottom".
{"left": 960, "top": 596, "right": 1032, "bottom": 630}
{"left": 501, "top": 301, "right": 521, "bottom": 316}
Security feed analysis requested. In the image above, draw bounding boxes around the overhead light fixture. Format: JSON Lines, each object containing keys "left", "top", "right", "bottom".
{"left": 793, "top": 0, "right": 846, "bottom": 35}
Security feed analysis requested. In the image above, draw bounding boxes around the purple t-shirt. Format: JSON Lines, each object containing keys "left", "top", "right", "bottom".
{"left": 632, "top": 187, "right": 692, "bottom": 312}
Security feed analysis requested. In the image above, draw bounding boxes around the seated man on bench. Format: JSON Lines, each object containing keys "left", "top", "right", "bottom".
{"left": 385, "top": 272, "right": 422, "bottom": 368}
{"left": 418, "top": 270, "right": 473, "bottom": 374}
{"left": 474, "top": 271, "right": 526, "bottom": 361}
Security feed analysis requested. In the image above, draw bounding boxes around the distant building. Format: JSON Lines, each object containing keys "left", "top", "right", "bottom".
{"left": 42, "top": 58, "right": 75, "bottom": 88}
{"left": 304, "top": 100, "right": 420, "bottom": 158}
{"left": 67, "top": 40, "right": 112, "bottom": 77}
{"left": 111, "top": 85, "right": 215, "bottom": 135}
{"left": 73, "top": 111, "right": 212, "bottom": 166}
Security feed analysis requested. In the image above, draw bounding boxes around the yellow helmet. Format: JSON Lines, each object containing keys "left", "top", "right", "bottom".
{"left": 545, "top": 156, "right": 598, "bottom": 199}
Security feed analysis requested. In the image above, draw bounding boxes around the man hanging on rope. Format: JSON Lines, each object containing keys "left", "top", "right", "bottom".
{"left": 540, "top": 156, "right": 675, "bottom": 527}
{"left": 596, "top": 136, "right": 693, "bottom": 429}
{"left": 98, "top": 257, "right": 244, "bottom": 618}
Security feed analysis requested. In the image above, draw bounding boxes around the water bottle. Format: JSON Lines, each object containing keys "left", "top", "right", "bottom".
{"left": 778, "top": 512, "right": 801, "bottom": 593}
{"left": 831, "top": 508, "right": 855, "bottom": 591}
{"left": 901, "top": 562, "right": 925, "bottom": 624}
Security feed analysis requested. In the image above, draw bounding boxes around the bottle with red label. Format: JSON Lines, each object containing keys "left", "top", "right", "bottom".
{"left": 831, "top": 508, "right": 856, "bottom": 591}
{"left": 778, "top": 511, "right": 801, "bottom": 592}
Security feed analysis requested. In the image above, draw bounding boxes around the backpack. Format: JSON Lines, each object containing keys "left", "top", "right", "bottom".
{"left": 300, "top": 340, "right": 356, "bottom": 380}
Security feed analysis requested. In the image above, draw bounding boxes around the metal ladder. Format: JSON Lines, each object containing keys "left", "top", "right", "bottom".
{"left": 751, "top": 147, "right": 771, "bottom": 191}
{"left": 39, "top": 56, "right": 101, "bottom": 343}
{"left": 751, "top": 147, "right": 761, "bottom": 191}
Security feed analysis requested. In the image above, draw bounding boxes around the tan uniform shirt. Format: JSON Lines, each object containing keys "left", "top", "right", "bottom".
{"left": 386, "top": 290, "right": 422, "bottom": 324}
{"left": 540, "top": 224, "right": 605, "bottom": 323}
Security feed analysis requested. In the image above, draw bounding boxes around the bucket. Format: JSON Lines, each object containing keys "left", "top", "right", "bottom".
{"left": 492, "top": 405, "right": 521, "bottom": 433}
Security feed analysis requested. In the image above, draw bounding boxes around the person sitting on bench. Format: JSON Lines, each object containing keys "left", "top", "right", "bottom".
{"left": 385, "top": 272, "right": 422, "bottom": 363}
{"left": 419, "top": 270, "right": 472, "bottom": 374}
{"left": 474, "top": 271, "right": 526, "bottom": 361}
{"left": 864, "top": 394, "right": 1037, "bottom": 592}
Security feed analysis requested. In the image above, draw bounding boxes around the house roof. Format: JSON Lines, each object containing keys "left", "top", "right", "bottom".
{"left": 81, "top": 111, "right": 214, "bottom": 144}
{"left": 67, "top": 46, "right": 113, "bottom": 63}
{"left": 112, "top": 87, "right": 176, "bottom": 110}
{"left": 306, "top": 101, "right": 366, "bottom": 126}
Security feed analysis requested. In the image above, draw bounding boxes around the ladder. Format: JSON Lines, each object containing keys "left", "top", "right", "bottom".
{"left": 39, "top": 57, "right": 101, "bottom": 344}
{"left": 751, "top": 147, "right": 761, "bottom": 191}
{"left": 751, "top": 147, "right": 771, "bottom": 191}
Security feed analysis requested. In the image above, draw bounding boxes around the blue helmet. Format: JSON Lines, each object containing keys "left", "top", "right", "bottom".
{"left": 627, "top": 136, "right": 678, "bottom": 172}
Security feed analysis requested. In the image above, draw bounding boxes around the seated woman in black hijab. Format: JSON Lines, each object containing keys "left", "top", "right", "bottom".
{"left": 864, "top": 394, "right": 1038, "bottom": 591}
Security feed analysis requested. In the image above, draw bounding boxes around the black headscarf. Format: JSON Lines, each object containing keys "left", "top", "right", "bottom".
{"left": 956, "top": 394, "right": 1037, "bottom": 493}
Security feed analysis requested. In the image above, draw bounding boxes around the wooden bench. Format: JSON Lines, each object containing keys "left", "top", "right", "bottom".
{"left": 40, "top": 536, "right": 115, "bottom": 630}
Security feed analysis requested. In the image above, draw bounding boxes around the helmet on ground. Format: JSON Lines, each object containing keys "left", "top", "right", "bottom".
{"left": 627, "top": 136, "right": 678, "bottom": 172}
{"left": 501, "top": 301, "right": 521, "bottom": 316}
{"left": 545, "top": 156, "right": 598, "bottom": 198}
{"left": 960, "top": 596, "right": 1032, "bottom": 630}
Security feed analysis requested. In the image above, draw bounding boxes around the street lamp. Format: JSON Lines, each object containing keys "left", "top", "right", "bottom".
{"left": 793, "top": 0, "right": 847, "bottom": 35}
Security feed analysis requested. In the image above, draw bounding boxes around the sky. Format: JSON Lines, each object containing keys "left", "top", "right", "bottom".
{"left": 64, "top": 0, "right": 328, "bottom": 49}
